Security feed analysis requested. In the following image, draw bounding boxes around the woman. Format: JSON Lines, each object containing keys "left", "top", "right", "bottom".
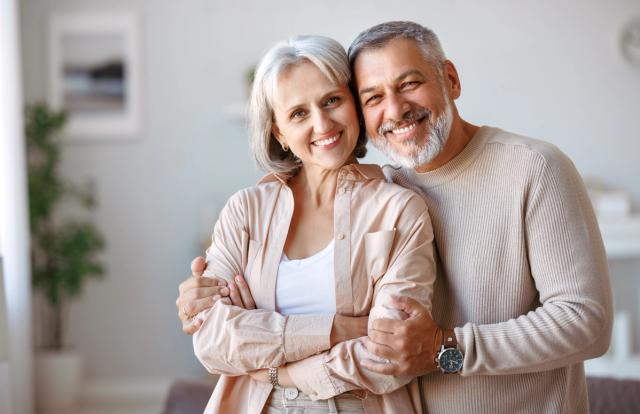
{"left": 190, "top": 35, "right": 436, "bottom": 413}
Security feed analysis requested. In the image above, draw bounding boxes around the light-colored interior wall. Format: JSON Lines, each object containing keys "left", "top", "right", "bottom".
{"left": 19, "top": 0, "right": 640, "bottom": 385}
{"left": 0, "top": 264, "right": 7, "bottom": 362}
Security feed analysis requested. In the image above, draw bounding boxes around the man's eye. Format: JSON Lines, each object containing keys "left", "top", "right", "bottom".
{"left": 364, "top": 95, "right": 381, "bottom": 106}
{"left": 401, "top": 81, "right": 420, "bottom": 89}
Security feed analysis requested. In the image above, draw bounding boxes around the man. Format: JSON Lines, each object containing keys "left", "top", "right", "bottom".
{"left": 177, "top": 21, "right": 612, "bottom": 413}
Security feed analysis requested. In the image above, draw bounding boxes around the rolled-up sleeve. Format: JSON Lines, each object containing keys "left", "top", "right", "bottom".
{"left": 288, "top": 194, "right": 436, "bottom": 399}
{"left": 192, "top": 190, "right": 334, "bottom": 376}
{"left": 194, "top": 303, "right": 333, "bottom": 376}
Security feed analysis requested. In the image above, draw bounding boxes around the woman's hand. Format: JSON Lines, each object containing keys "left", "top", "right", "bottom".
{"left": 176, "top": 257, "right": 257, "bottom": 334}
{"left": 248, "top": 366, "right": 295, "bottom": 387}
{"left": 227, "top": 274, "right": 257, "bottom": 310}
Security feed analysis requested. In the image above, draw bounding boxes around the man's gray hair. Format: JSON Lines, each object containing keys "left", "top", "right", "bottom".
{"left": 348, "top": 21, "right": 447, "bottom": 78}
{"left": 249, "top": 35, "right": 367, "bottom": 175}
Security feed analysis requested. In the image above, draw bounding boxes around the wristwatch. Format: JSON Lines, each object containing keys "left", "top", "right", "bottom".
{"left": 435, "top": 328, "right": 463, "bottom": 374}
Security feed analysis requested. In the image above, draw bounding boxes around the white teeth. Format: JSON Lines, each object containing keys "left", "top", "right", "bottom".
{"left": 312, "top": 134, "right": 340, "bottom": 146}
{"left": 392, "top": 123, "right": 417, "bottom": 134}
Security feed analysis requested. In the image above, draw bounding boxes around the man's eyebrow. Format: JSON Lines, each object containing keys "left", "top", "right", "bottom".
{"left": 396, "top": 69, "right": 423, "bottom": 81}
{"left": 358, "top": 85, "right": 378, "bottom": 96}
{"left": 358, "top": 70, "right": 425, "bottom": 96}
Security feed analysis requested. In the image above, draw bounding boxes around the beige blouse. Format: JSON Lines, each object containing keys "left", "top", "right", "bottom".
{"left": 193, "top": 163, "right": 436, "bottom": 413}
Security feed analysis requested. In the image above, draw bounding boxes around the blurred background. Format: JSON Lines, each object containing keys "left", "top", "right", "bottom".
{"left": 1, "top": 0, "right": 639, "bottom": 413}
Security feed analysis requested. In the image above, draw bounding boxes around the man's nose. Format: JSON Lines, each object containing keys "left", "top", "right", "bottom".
{"left": 384, "top": 92, "right": 411, "bottom": 122}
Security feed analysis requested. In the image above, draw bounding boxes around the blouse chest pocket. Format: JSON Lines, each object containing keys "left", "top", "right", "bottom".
{"left": 364, "top": 229, "right": 396, "bottom": 282}
{"left": 241, "top": 230, "right": 262, "bottom": 281}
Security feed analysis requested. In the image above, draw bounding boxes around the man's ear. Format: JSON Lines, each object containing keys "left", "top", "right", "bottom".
{"left": 443, "top": 60, "right": 461, "bottom": 100}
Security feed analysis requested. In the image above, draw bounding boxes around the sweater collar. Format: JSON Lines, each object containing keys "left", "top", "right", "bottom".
{"left": 398, "top": 125, "right": 494, "bottom": 188}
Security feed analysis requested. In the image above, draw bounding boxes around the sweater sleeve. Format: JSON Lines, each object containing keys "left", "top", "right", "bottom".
{"left": 287, "top": 194, "right": 436, "bottom": 399}
{"left": 192, "top": 191, "right": 333, "bottom": 376}
{"left": 455, "top": 148, "right": 613, "bottom": 376}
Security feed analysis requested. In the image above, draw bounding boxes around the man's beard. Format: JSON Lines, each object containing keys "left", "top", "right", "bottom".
{"left": 368, "top": 97, "right": 453, "bottom": 169}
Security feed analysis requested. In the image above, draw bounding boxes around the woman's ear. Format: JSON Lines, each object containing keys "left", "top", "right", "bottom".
{"left": 272, "top": 123, "right": 284, "bottom": 145}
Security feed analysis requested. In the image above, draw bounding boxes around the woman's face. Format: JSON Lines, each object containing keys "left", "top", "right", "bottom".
{"left": 271, "top": 61, "right": 359, "bottom": 174}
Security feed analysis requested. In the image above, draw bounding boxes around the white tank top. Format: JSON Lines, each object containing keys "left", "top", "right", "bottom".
{"left": 275, "top": 240, "right": 336, "bottom": 316}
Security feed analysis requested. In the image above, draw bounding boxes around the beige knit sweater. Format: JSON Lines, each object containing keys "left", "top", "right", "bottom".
{"left": 385, "top": 126, "right": 613, "bottom": 413}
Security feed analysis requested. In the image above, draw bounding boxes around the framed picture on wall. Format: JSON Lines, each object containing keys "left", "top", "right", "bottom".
{"left": 48, "top": 11, "right": 142, "bottom": 140}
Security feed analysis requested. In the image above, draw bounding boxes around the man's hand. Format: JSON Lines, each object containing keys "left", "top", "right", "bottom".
{"left": 176, "top": 257, "right": 228, "bottom": 334}
{"left": 362, "top": 296, "right": 443, "bottom": 377}
{"left": 176, "top": 257, "right": 257, "bottom": 334}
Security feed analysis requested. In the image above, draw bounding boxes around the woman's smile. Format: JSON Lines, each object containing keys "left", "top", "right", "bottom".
{"left": 311, "top": 132, "right": 342, "bottom": 149}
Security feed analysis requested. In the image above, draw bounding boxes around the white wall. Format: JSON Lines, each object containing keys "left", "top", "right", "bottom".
{"left": 19, "top": 0, "right": 640, "bottom": 390}
{"left": 2, "top": 0, "right": 33, "bottom": 411}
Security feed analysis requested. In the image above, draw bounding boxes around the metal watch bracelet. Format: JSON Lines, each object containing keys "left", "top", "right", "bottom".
{"left": 268, "top": 367, "right": 279, "bottom": 386}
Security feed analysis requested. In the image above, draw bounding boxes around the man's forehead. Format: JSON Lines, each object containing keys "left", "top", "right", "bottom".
{"left": 353, "top": 39, "right": 431, "bottom": 88}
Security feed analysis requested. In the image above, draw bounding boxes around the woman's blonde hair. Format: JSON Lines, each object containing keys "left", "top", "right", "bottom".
{"left": 249, "top": 35, "right": 367, "bottom": 175}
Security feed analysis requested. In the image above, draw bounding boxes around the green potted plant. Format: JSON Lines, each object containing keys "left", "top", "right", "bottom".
{"left": 26, "top": 103, "right": 106, "bottom": 410}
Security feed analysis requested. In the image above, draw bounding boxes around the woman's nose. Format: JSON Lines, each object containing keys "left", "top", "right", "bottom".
{"left": 312, "top": 110, "right": 334, "bottom": 134}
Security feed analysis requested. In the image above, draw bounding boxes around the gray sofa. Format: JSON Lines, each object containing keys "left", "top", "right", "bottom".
{"left": 163, "top": 376, "right": 640, "bottom": 414}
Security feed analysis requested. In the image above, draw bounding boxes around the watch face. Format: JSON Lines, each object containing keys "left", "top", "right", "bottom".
{"left": 439, "top": 348, "right": 463, "bottom": 373}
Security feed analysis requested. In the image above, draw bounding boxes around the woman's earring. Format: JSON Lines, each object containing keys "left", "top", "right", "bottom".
{"left": 281, "top": 142, "right": 289, "bottom": 152}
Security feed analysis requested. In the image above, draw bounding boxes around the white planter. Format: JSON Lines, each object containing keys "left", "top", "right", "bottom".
{"left": 35, "top": 350, "right": 82, "bottom": 410}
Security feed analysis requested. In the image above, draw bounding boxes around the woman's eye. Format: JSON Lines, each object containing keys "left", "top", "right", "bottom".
{"left": 325, "top": 96, "right": 340, "bottom": 106}
{"left": 291, "top": 110, "right": 306, "bottom": 119}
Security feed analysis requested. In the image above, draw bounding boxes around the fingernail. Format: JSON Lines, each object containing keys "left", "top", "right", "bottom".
{"left": 235, "top": 275, "right": 242, "bottom": 283}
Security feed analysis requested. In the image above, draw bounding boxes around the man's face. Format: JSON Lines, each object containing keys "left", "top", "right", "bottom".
{"left": 354, "top": 38, "right": 453, "bottom": 168}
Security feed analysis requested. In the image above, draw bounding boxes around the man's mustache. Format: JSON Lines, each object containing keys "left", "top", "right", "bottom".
{"left": 378, "top": 108, "right": 431, "bottom": 136}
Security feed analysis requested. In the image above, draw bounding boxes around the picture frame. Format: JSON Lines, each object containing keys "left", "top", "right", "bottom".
{"left": 48, "top": 11, "right": 142, "bottom": 140}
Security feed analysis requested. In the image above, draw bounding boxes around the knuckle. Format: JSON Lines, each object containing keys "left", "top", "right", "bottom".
{"left": 184, "top": 304, "right": 193, "bottom": 315}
